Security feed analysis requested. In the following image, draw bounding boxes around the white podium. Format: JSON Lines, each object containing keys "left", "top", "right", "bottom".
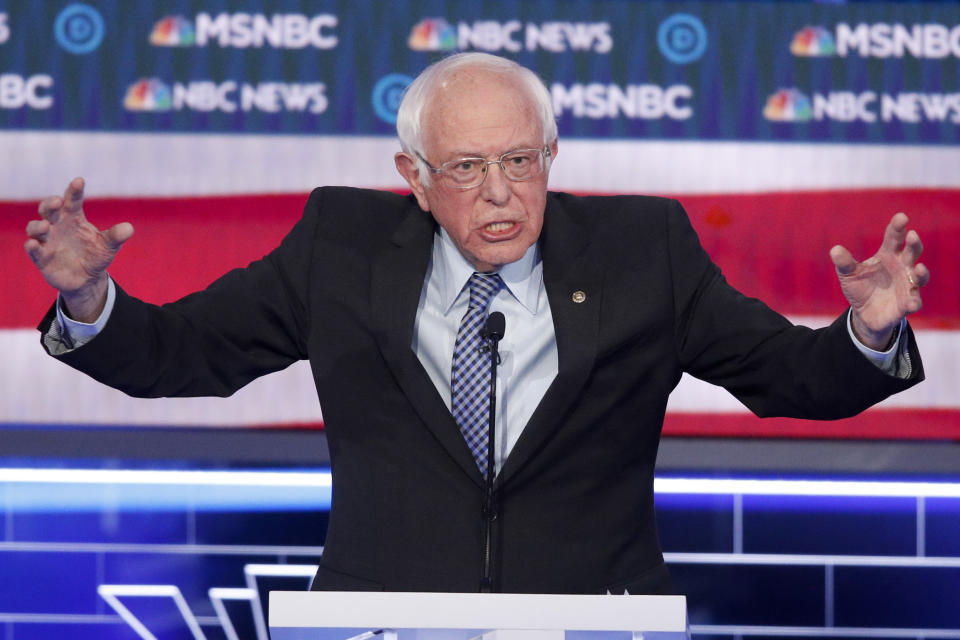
{"left": 268, "top": 591, "right": 689, "bottom": 640}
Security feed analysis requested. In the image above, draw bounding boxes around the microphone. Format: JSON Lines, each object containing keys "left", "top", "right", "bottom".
{"left": 482, "top": 311, "right": 505, "bottom": 342}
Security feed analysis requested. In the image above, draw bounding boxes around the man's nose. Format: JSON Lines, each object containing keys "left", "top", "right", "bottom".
{"left": 479, "top": 161, "right": 511, "bottom": 205}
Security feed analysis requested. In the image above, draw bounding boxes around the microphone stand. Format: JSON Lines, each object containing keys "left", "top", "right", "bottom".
{"left": 480, "top": 311, "right": 504, "bottom": 592}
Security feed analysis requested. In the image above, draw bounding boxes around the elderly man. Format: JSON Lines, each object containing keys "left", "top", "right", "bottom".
{"left": 26, "top": 53, "right": 927, "bottom": 594}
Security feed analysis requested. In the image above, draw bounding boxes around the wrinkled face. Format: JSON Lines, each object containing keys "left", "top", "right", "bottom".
{"left": 398, "top": 70, "right": 557, "bottom": 272}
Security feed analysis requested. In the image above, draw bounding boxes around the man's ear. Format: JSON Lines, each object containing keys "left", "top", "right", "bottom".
{"left": 395, "top": 152, "right": 431, "bottom": 212}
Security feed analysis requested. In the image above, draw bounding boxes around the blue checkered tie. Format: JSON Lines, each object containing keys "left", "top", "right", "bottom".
{"left": 451, "top": 272, "right": 504, "bottom": 476}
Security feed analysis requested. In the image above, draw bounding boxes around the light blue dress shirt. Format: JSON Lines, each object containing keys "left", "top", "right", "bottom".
{"left": 412, "top": 229, "right": 559, "bottom": 475}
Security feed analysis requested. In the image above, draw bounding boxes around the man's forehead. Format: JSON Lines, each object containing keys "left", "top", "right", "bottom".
{"left": 430, "top": 68, "right": 531, "bottom": 109}
{"left": 422, "top": 70, "right": 542, "bottom": 155}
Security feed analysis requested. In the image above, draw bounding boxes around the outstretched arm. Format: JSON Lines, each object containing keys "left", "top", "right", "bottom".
{"left": 24, "top": 177, "right": 134, "bottom": 322}
{"left": 831, "top": 213, "right": 929, "bottom": 351}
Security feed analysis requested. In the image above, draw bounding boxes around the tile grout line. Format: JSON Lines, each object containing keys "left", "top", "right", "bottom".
{"left": 916, "top": 496, "right": 926, "bottom": 558}
{"left": 824, "top": 564, "right": 835, "bottom": 628}
{"left": 4, "top": 484, "right": 12, "bottom": 542}
{"left": 733, "top": 493, "right": 744, "bottom": 554}
{"left": 96, "top": 551, "right": 106, "bottom": 616}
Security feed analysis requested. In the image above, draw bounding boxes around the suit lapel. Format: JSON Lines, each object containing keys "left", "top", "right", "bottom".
{"left": 370, "top": 200, "right": 486, "bottom": 487}
{"left": 498, "top": 194, "right": 602, "bottom": 486}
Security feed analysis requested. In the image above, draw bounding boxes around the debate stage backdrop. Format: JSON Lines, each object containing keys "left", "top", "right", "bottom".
{"left": 2, "top": 2, "right": 960, "bottom": 640}
{"left": 2, "top": 1, "right": 959, "bottom": 437}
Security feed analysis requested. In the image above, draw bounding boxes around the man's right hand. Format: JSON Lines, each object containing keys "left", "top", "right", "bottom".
{"left": 24, "top": 177, "right": 134, "bottom": 323}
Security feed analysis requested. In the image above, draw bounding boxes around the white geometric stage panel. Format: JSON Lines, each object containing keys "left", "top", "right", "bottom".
{"left": 98, "top": 584, "right": 208, "bottom": 640}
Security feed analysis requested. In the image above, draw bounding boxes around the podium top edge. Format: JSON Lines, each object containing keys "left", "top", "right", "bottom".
{"left": 269, "top": 591, "right": 688, "bottom": 632}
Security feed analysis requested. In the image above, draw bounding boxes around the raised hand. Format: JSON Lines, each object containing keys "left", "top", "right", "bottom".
{"left": 24, "top": 178, "right": 134, "bottom": 323}
{"left": 830, "top": 213, "right": 929, "bottom": 351}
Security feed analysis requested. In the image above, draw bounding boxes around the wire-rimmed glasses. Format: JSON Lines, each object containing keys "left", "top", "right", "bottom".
{"left": 416, "top": 147, "right": 551, "bottom": 190}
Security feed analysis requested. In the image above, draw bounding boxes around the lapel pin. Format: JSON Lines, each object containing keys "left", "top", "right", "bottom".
{"left": 571, "top": 290, "right": 586, "bottom": 303}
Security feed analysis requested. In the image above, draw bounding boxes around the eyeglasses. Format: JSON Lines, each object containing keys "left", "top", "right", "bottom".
{"left": 416, "top": 147, "right": 551, "bottom": 190}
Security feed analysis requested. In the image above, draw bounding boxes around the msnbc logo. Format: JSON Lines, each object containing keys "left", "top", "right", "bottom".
{"left": 763, "top": 88, "right": 812, "bottom": 122}
{"left": 408, "top": 18, "right": 456, "bottom": 51}
{"left": 790, "top": 26, "right": 836, "bottom": 56}
{"left": 123, "top": 78, "right": 171, "bottom": 111}
{"left": 789, "top": 23, "right": 960, "bottom": 58}
{"left": 147, "top": 13, "right": 337, "bottom": 49}
{"left": 150, "top": 16, "right": 195, "bottom": 46}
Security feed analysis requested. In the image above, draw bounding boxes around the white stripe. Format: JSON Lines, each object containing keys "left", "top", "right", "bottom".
{"left": 4, "top": 131, "right": 959, "bottom": 199}
{"left": 2, "top": 131, "right": 400, "bottom": 200}
{"left": 550, "top": 139, "right": 960, "bottom": 195}
{"left": 0, "top": 328, "right": 323, "bottom": 425}
{"left": 667, "top": 320, "right": 960, "bottom": 414}
{"left": 1, "top": 325, "right": 956, "bottom": 424}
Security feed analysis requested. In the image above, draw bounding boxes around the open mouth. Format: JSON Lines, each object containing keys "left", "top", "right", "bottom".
{"left": 484, "top": 221, "right": 516, "bottom": 233}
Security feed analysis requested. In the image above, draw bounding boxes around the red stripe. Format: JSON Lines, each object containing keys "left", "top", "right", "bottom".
{"left": 7, "top": 189, "right": 956, "bottom": 442}
{"left": 675, "top": 188, "right": 960, "bottom": 330}
{"left": 663, "top": 408, "right": 960, "bottom": 440}
{"left": 6, "top": 194, "right": 305, "bottom": 328}
{"left": 5, "top": 188, "right": 958, "bottom": 328}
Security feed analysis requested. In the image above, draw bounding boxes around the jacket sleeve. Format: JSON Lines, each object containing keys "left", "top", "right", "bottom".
{"left": 666, "top": 199, "right": 924, "bottom": 419}
{"left": 37, "top": 188, "right": 327, "bottom": 398}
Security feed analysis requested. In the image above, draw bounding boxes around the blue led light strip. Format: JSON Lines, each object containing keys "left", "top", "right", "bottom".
{"left": 0, "top": 468, "right": 331, "bottom": 486}
{"left": 4, "top": 469, "right": 960, "bottom": 498}
{"left": 654, "top": 477, "right": 960, "bottom": 498}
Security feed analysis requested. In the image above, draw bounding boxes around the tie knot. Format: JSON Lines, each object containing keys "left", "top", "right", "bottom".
{"left": 467, "top": 272, "right": 503, "bottom": 310}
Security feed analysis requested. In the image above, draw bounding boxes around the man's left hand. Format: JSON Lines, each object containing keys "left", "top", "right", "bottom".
{"left": 830, "top": 213, "right": 929, "bottom": 351}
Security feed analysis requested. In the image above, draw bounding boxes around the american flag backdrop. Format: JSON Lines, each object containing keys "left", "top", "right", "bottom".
{"left": 2, "top": 1, "right": 958, "bottom": 441}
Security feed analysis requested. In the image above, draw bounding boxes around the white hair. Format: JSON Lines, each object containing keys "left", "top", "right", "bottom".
{"left": 396, "top": 53, "right": 557, "bottom": 187}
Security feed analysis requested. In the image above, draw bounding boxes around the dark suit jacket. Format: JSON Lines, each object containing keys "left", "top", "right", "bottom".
{"left": 42, "top": 187, "right": 923, "bottom": 594}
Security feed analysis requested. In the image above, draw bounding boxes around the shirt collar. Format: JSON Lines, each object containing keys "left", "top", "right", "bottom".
{"left": 434, "top": 228, "right": 543, "bottom": 316}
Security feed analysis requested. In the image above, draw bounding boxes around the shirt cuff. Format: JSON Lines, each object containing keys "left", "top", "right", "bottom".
{"left": 847, "top": 311, "right": 906, "bottom": 376}
{"left": 53, "top": 277, "right": 117, "bottom": 350}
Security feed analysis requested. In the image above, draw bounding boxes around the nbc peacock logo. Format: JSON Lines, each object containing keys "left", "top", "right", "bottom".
{"left": 408, "top": 18, "right": 457, "bottom": 51}
{"left": 790, "top": 26, "right": 836, "bottom": 56}
{"left": 763, "top": 88, "right": 812, "bottom": 122}
{"left": 123, "top": 78, "right": 172, "bottom": 111}
{"left": 149, "top": 15, "right": 195, "bottom": 46}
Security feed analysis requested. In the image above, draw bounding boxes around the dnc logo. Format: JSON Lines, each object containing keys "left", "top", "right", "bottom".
{"left": 790, "top": 26, "right": 836, "bottom": 56}
{"left": 763, "top": 88, "right": 812, "bottom": 122}
{"left": 372, "top": 74, "right": 413, "bottom": 124}
{"left": 408, "top": 18, "right": 457, "bottom": 51}
{"left": 150, "top": 16, "right": 195, "bottom": 46}
{"left": 123, "top": 78, "right": 172, "bottom": 111}
{"left": 54, "top": 3, "right": 105, "bottom": 54}
{"left": 657, "top": 13, "right": 707, "bottom": 64}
